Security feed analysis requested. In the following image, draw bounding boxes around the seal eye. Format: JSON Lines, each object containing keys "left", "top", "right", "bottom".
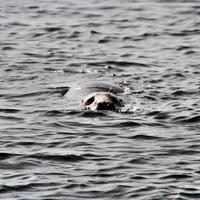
{"left": 85, "top": 96, "right": 95, "bottom": 105}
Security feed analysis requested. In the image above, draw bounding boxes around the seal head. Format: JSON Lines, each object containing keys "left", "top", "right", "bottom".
{"left": 81, "top": 92, "right": 124, "bottom": 111}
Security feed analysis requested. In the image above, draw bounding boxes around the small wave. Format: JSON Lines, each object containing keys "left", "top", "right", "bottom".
{"left": 0, "top": 108, "right": 20, "bottom": 113}
{"left": 2, "top": 46, "right": 15, "bottom": 51}
{"left": 8, "top": 22, "right": 29, "bottom": 27}
{"left": 0, "top": 182, "right": 58, "bottom": 193}
{"left": 128, "top": 157, "right": 152, "bottom": 164}
{"left": 111, "top": 121, "right": 142, "bottom": 127}
{"left": 169, "top": 29, "right": 200, "bottom": 36}
{"left": 79, "top": 110, "right": 108, "bottom": 117}
{"left": 87, "top": 61, "right": 150, "bottom": 68}
{"left": 161, "top": 174, "right": 192, "bottom": 180}
{"left": 63, "top": 183, "right": 88, "bottom": 189}
{"left": 3, "top": 90, "right": 52, "bottom": 99}
{"left": 31, "top": 33, "right": 45, "bottom": 38}
{"left": 0, "top": 116, "right": 24, "bottom": 122}
{"left": 0, "top": 152, "right": 19, "bottom": 160}
{"left": 43, "top": 27, "right": 63, "bottom": 32}
{"left": 160, "top": 149, "right": 200, "bottom": 156}
{"left": 173, "top": 115, "right": 200, "bottom": 123}
{"left": 180, "top": 191, "right": 200, "bottom": 199}
{"left": 29, "top": 153, "right": 86, "bottom": 162}
{"left": 171, "top": 89, "right": 198, "bottom": 96}
{"left": 23, "top": 52, "right": 52, "bottom": 58}
{"left": 42, "top": 110, "right": 68, "bottom": 117}
{"left": 129, "top": 134, "right": 163, "bottom": 140}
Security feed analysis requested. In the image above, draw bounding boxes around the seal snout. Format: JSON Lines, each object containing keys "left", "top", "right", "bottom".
{"left": 96, "top": 101, "right": 115, "bottom": 111}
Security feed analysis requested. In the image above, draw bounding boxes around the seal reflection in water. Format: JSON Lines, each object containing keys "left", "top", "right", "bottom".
{"left": 81, "top": 92, "right": 124, "bottom": 111}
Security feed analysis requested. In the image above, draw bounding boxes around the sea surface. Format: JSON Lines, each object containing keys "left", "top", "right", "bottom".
{"left": 0, "top": 0, "right": 200, "bottom": 199}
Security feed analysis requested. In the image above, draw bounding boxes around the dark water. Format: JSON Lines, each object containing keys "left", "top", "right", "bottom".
{"left": 1, "top": 0, "right": 200, "bottom": 199}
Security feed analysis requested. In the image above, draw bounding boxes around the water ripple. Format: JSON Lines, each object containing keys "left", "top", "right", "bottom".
{"left": 1, "top": 0, "right": 200, "bottom": 199}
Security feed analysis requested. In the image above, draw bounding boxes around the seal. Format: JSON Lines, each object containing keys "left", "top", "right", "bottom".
{"left": 64, "top": 82, "right": 124, "bottom": 111}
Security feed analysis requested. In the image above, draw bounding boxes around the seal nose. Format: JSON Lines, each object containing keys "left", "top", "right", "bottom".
{"left": 97, "top": 101, "right": 115, "bottom": 110}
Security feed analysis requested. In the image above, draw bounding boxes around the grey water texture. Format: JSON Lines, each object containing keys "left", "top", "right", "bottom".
{"left": 0, "top": 0, "right": 200, "bottom": 199}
